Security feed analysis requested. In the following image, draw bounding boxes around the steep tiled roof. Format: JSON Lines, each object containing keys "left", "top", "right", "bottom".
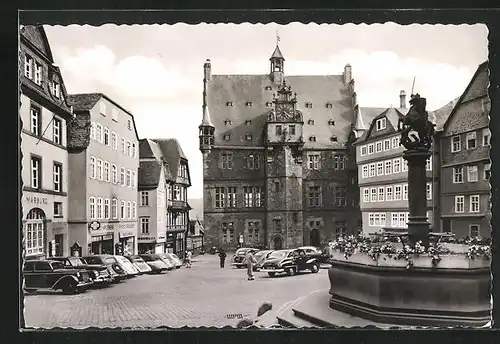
{"left": 354, "top": 107, "right": 407, "bottom": 144}
{"left": 138, "top": 139, "right": 174, "bottom": 183}
{"left": 206, "top": 74, "right": 354, "bottom": 149}
{"left": 138, "top": 160, "right": 162, "bottom": 189}
{"left": 67, "top": 93, "right": 140, "bottom": 142}
{"left": 430, "top": 97, "right": 460, "bottom": 132}
{"left": 152, "top": 139, "right": 187, "bottom": 179}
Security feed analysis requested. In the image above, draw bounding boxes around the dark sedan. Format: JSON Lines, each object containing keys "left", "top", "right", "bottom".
{"left": 83, "top": 255, "right": 127, "bottom": 282}
{"left": 23, "top": 260, "right": 93, "bottom": 294}
{"left": 51, "top": 256, "right": 113, "bottom": 286}
{"left": 253, "top": 250, "right": 274, "bottom": 271}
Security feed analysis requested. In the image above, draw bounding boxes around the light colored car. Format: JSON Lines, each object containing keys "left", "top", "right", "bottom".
{"left": 140, "top": 254, "right": 170, "bottom": 273}
{"left": 113, "top": 255, "right": 140, "bottom": 277}
{"left": 160, "top": 253, "right": 182, "bottom": 269}
{"left": 126, "top": 255, "right": 153, "bottom": 274}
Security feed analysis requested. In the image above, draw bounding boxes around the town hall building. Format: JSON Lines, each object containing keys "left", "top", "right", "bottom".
{"left": 199, "top": 44, "right": 360, "bottom": 250}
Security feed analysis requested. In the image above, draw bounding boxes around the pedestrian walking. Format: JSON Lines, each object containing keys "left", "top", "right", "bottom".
{"left": 185, "top": 250, "right": 192, "bottom": 268}
{"left": 245, "top": 250, "right": 258, "bottom": 281}
{"left": 218, "top": 249, "right": 227, "bottom": 268}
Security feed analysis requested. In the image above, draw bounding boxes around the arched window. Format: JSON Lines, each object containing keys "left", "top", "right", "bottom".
{"left": 25, "top": 208, "right": 45, "bottom": 256}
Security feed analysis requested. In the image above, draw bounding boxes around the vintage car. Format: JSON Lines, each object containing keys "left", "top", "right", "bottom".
{"left": 297, "top": 246, "right": 329, "bottom": 264}
{"left": 231, "top": 248, "right": 260, "bottom": 268}
{"left": 159, "top": 253, "right": 182, "bottom": 269}
{"left": 51, "top": 256, "right": 113, "bottom": 286}
{"left": 259, "top": 248, "right": 321, "bottom": 277}
{"left": 140, "top": 254, "right": 170, "bottom": 273}
{"left": 83, "top": 255, "right": 128, "bottom": 282}
{"left": 253, "top": 250, "right": 274, "bottom": 271}
{"left": 23, "top": 260, "right": 94, "bottom": 294}
{"left": 113, "top": 255, "right": 140, "bottom": 277}
{"left": 125, "top": 255, "right": 152, "bottom": 274}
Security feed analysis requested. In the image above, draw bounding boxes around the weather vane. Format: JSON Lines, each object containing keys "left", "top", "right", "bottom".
{"left": 276, "top": 29, "right": 280, "bottom": 46}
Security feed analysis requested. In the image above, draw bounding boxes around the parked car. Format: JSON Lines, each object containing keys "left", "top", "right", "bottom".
{"left": 83, "top": 255, "right": 127, "bottom": 282}
{"left": 140, "top": 254, "right": 170, "bottom": 273}
{"left": 153, "top": 254, "right": 175, "bottom": 270}
{"left": 23, "top": 260, "right": 94, "bottom": 294}
{"left": 51, "top": 256, "right": 113, "bottom": 286}
{"left": 297, "top": 246, "right": 329, "bottom": 264}
{"left": 231, "top": 248, "right": 260, "bottom": 268}
{"left": 253, "top": 250, "right": 274, "bottom": 271}
{"left": 113, "top": 255, "right": 140, "bottom": 277}
{"left": 159, "top": 253, "right": 182, "bottom": 269}
{"left": 125, "top": 255, "right": 152, "bottom": 274}
{"left": 259, "top": 248, "right": 320, "bottom": 277}
{"left": 208, "top": 247, "right": 219, "bottom": 254}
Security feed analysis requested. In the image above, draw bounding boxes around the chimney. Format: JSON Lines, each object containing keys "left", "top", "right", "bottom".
{"left": 399, "top": 90, "right": 406, "bottom": 109}
{"left": 204, "top": 59, "right": 211, "bottom": 81}
{"left": 343, "top": 64, "right": 352, "bottom": 85}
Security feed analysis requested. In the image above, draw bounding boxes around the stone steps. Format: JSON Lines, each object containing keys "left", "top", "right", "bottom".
{"left": 277, "top": 289, "right": 399, "bottom": 329}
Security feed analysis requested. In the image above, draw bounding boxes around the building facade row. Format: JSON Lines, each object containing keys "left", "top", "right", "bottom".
{"left": 20, "top": 26, "right": 193, "bottom": 259}
{"left": 354, "top": 61, "right": 490, "bottom": 238}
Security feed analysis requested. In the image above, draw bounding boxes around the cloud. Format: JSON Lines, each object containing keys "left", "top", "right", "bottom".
{"left": 55, "top": 45, "right": 197, "bottom": 100}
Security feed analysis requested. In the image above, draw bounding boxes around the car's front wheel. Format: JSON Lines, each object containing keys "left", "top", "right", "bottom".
{"left": 62, "top": 280, "right": 77, "bottom": 295}
{"left": 268, "top": 272, "right": 276, "bottom": 277}
{"left": 286, "top": 267, "right": 296, "bottom": 276}
{"left": 310, "top": 264, "right": 319, "bottom": 273}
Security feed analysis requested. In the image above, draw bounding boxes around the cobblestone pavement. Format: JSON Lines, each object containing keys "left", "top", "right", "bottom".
{"left": 22, "top": 254, "right": 329, "bottom": 329}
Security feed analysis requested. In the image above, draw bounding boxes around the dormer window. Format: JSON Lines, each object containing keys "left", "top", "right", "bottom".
{"left": 266, "top": 102, "right": 273, "bottom": 107}
{"left": 376, "top": 118, "right": 386, "bottom": 131}
{"left": 51, "top": 80, "right": 60, "bottom": 98}
{"left": 265, "top": 86, "right": 272, "bottom": 91}
{"left": 326, "top": 102, "right": 333, "bottom": 109}
{"left": 328, "top": 120, "right": 335, "bottom": 126}
{"left": 224, "top": 120, "right": 232, "bottom": 126}
{"left": 245, "top": 120, "right": 252, "bottom": 126}
{"left": 309, "top": 136, "right": 316, "bottom": 142}
{"left": 245, "top": 133, "right": 253, "bottom": 140}
{"left": 330, "top": 136, "right": 338, "bottom": 142}
{"left": 246, "top": 101, "right": 252, "bottom": 107}
{"left": 226, "top": 101, "right": 233, "bottom": 107}
{"left": 223, "top": 134, "right": 231, "bottom": 141}
{"left": 308, "top": 119, "right": 315, "bottom": 125}
{"left": 305, "top": 102, "right": 313, "bottom": 109}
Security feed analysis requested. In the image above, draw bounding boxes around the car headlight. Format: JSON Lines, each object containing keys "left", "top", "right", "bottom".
{"left": 94, "top": 270, "right": 99, "bottom": 278}
{"left": 76, "top": 272, "right": 81, "bottom": 279}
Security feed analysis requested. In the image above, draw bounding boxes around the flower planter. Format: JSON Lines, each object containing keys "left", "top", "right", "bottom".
{"left": 330, "top": 251, "right": 377, "bottom": 266}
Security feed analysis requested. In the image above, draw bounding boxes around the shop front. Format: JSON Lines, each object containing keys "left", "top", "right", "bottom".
{"left": 119, "top": 230, "right": 136, "bottom": 256}
{"left": 138, "top": 235, "right": 156, "bottom": 254}
{"left": 90, "top": 233, "right": 114, "bottom": 255}
{"left": 22, "top": 191, "right": 68, "bottom": 260}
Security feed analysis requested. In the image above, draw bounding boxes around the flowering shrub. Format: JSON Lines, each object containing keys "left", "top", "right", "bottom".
{"left": 328, "top": 233, "right": 490, "bottom": 270}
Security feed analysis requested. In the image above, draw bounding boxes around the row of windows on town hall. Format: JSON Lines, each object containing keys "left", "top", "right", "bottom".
{"left": 30, "top": 105, "right": 64, "bottom": 145}
{"left": 362, "top": 183, "right": 432, "bottom": 203}
{"left": 24, "top": 54, "right": 62, "bottom": 98}
{"left": 219, "top": 153, "right": 346, "bottom": 171}
{"left": 89, "top": 156, "right": 137, "bottom": 188}
{"left": 361, "top": 156, "right": 432, "bottom": 179}
{"left": 90, "top": 122, "right": 137, "bottom": 158}
{"left": 220, "top": 221, "right": 261, "bottom": 244}
{"left": 88, "top": 197, "right": 137, "bottom": 221}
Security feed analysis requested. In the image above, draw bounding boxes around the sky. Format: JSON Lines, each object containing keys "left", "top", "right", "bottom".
{"left": 44, "top": 23, "right": 489, "bottom": 199}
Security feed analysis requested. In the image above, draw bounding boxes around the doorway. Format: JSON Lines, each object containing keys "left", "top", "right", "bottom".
{"left": 54, "top": 234, "right": 64, "bottom": 256}
{"left": 442, "top": 219, "right": 452, "bottom": 233}
{"left": 273, "top": 236, "right": 283, "bottom": 250}
{"left": 310, "top": 229, "right": 320, "bottom": 247}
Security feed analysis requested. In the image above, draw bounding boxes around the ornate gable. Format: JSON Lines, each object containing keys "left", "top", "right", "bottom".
{"left": 20, "top": 25, "right": 54, "bottom": 62}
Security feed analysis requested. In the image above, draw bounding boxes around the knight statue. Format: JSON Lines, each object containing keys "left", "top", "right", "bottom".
{"left": 397, "top": 94, "right": 435, "bottom": 151}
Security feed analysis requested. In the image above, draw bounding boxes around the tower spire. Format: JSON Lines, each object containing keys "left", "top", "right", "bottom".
{"left": 270, "top": 34, "right": 285, "bottom": 84}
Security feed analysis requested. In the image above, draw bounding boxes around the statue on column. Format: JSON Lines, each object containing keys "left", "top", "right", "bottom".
{"left": 397, "top": 94, "right": 435, "bottom": 150}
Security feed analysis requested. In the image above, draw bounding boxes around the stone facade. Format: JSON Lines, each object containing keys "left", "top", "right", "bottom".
{"left": 20, "top": 26, "right": 73, "bottom": 259}
{"left": 440, "top": 62, "right": 491, "bottom": 238}
{"left": 199, "top": 45, "right": 360, "bottom": 250}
